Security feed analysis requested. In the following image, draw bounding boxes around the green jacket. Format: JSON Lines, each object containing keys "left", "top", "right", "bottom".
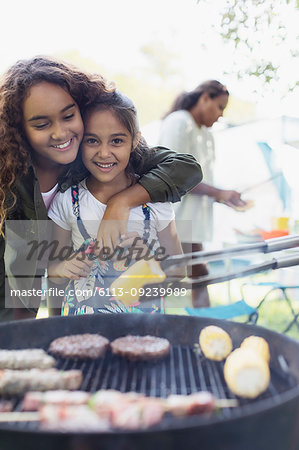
{"left": 0, "top": 146, "right": 202, "bottom": 321}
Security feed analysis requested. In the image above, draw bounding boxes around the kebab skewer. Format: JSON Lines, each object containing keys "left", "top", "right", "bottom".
{"left": 0, "top": 389, "right": 238, "bottom": 429}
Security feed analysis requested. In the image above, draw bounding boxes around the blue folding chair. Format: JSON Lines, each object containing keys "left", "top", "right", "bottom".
{"left": 241, "top": 281, "right": 299, "bottom": 333}
{"left": 185, "top": 258, "right": 258, "bottom": 323}
{"left": 185, "top": 299, "right": 258, "bottom": 323}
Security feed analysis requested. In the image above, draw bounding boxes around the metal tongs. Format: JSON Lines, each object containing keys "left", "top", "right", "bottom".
{"left": 159, "top": 234, "right": 299, "bottom": 288}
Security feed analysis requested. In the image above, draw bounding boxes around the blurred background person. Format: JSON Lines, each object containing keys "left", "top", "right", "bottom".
{"left": 158, "top": 80, "right": 250, "bottom": 308}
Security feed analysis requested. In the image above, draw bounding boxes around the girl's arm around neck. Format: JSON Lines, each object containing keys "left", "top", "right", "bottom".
{"left": 136, "top": 147, "right": 203, "bottom": 203}
{"left": 97, "top": 147, "right": 203, "bottom": 252}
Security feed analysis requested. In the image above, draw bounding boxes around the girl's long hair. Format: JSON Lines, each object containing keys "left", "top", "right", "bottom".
{"left": 69, "top": 90, "right": 149, "bottom": 186}
{"left": 163, "top": 80, "right": 229, "bottom": 118}
{"left": 0, "top": 55, "right": 113, "bottom": 233}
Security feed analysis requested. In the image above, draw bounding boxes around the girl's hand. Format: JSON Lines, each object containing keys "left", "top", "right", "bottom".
{"left": 96, "top": 198, "right": 130, "bottom": 253}
{"left": 48, "top": 252, "right": 94, "bottom": 282}
{"left": 118, "top": 231, "right": 150, "bottom": 260}
{"left": 96, "top": 183, "right": 151, "bottom": 254}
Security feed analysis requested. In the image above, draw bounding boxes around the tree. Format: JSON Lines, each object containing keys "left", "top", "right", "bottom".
{"left": 197, "top": 0, "right": 299, "bottom": 95}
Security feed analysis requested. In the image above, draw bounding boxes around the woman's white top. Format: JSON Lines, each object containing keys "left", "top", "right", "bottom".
{"left": 41, "top": 183, "right": 59, "bottom": 211}
{"left": 159, "top": 110, "right": 215, "bottom": 243}
{"left": 48, "top": 179, "right": 174, "bottom": 251}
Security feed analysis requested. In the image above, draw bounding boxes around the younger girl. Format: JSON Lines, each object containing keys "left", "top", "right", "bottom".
{"left": 48, "top": 91, "right": 183, "bottom": 315}
{"left": 0, "top": 56, "right": 202, "bottom": 321}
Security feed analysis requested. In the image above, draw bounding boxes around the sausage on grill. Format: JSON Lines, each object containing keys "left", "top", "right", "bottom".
{"left": 0, "top": 349, "right": 56, "bottom": 370}
{"left": 0, "top": 369, "right": 83, "bottom": 395}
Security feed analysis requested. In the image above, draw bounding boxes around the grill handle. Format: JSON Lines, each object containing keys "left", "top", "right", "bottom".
{"left": 162, "top": 234, "right": 299, "bottom": 270}
{"left": 264, "top": 234, "right": 299, "bottom": 253}
{"left": 174, "top": 252, "right": 299, "bottom": 288}
{"left": 274, "top": 253, "right": 299, "bottom": 269}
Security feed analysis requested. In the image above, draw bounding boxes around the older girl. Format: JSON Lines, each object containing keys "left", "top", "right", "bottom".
{"left": 0, "top": 56, "right": 201, "bottom": 321}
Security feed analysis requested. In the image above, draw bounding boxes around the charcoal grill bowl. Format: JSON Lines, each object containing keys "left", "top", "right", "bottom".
{"left": 0, "top": 313, "right": 298, "bottom": 450}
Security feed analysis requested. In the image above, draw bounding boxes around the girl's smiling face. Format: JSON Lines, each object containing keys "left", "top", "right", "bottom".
{"left": 23, "top": 82, "right": 84, "bottom": 167}
{"left": 82, "top": 108, "right": 137, "bottom": 189}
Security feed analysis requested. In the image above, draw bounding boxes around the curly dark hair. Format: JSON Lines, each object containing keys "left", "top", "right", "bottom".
{"left": 0, "top": 55, "right": 113, "bottom": 233}
{"left": 164, "top": 80, "right": 229, "bottom": 118}
{"left": 69, "top": 90, "right": 148, "bottom": 187}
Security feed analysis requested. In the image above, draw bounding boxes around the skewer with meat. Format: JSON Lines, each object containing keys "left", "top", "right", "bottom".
{"left": 40, "top": 404, "right": 110, "bottom": 431}
{"left": 89, "top": 390, "right": 144, "bottom": 411}
{"left": 40, "top": 391, "right": 236, "bottom": 430}
{"left": 1, "top": 389, "right": 237, "bottom": 429}
{"left": 0, "top": 349, "right": 56, "bottom": 369}
{"left": 110, "top": 397, "right": 165, "bottom": 429}
{"left": 0, "top": 401, "right": 13, "bottom": 412}
{"left": 22, "top": 390, "right": 90, "bottom": 411}
{"left": 0, "top": 369, "right": 82, "bottom": 395}
{"left": 90, "top": 390, "right": 164, "bottom": 429}
{"left": 164, "top": 391, "right": 216, "bottom": 416}
{"left": 22, "top": 390, "right": 127, "bottom": 413}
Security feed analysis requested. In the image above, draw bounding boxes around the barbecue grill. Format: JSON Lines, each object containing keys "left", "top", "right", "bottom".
{"left": 0, "top": 313, "right": 299, "bottom": 450}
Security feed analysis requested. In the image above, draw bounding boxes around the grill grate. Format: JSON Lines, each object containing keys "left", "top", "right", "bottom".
{"left": 3, "top": 343, "right": 296, "bottom": 431}
{"left": 57, "top": 345, "right": 295, "bottom": 406}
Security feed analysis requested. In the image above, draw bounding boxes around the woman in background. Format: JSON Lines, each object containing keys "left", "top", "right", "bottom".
{"left": 159, "top": 80, "right": 248, "bottom": 307}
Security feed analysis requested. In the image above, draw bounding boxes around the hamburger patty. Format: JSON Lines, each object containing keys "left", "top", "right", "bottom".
{"left": 111, "top": 335, "right": 170, "bottom": 361}
{"left": 49, "top": 334, "right": 109, "bottom": 359}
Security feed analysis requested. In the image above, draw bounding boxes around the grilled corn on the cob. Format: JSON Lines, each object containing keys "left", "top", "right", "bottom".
{"left": 199, "top": 326, "right": 233, "bottom": 361}
{"left": 224, "top": 348, "right": 270, "bottom": 398}
{"left": 240, "top": 336, "right": 270, "bottom": 363}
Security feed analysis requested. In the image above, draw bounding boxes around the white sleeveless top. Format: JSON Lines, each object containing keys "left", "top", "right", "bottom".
{"left": 159, "top": 110, "right": 215, "bottom": 243}
{"left": 42, "top": 183, "right": 59, "bottom": 211}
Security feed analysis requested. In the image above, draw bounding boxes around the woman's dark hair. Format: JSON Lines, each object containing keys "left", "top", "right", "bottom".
{"left": 69, "top": 90, "right": 149, "bottom": 185}
{"left": 164, "top": 80, "right": 229, "bottom": 118}
{"left": 0, "top": 55, "right": 113, "bottom": 232}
